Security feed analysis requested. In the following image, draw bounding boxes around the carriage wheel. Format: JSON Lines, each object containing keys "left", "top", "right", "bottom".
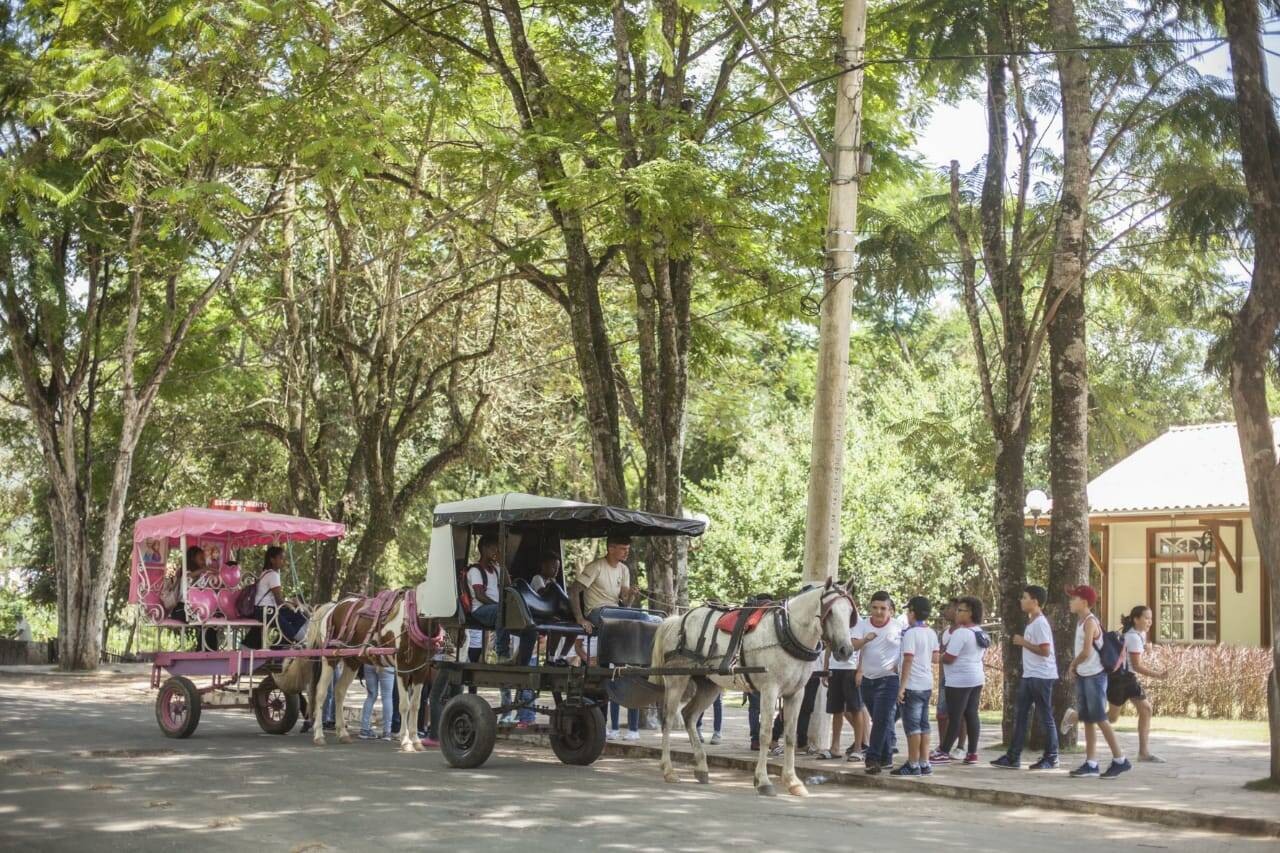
{"left": 155, "top": 676, "right": 202, "bottom": 739}
{"left": 252, "top": 675, "right": 299, "bottom": 735}
{"left": 549, "top": 705, "right": 606, "bottom": 766}
{"left": 440, "top": 694, "right": 497, "bottom": 769}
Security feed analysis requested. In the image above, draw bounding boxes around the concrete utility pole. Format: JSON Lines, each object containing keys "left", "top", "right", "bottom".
{"left": 802, "top": 0, "right": 868, "bottom": 582}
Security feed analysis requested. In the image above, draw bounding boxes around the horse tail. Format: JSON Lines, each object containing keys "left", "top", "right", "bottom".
{"left": 648, "top": 615, "right": 682, "bottom": 686}
{"left": 274, "top": 601, "right": 336, "bottom": 694}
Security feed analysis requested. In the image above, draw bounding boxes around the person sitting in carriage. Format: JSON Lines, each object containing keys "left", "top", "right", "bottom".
{"left": 165, "top": 546, "right": 220, "bottom": 650}
{"left": 253, "top": 545, "right": 308, "bottom": 644}
{"left": 466, "top": 534, "right": 535, "bottom": 663}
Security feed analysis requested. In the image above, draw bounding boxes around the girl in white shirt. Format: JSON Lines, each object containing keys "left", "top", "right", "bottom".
{"left": 934, "top": 596, "right": 987, "bottom": 764}
{"left": 1107, "top": 605, "right": 1168, "bottom": 762}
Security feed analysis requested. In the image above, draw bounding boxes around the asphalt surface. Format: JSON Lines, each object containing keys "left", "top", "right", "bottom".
{"left": 0, "top": 674, "right": 1275, "bottom": 852}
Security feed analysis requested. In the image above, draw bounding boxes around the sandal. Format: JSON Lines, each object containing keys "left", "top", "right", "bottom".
{"left": 814, "top": 749, "right": 836, "bottom": 760}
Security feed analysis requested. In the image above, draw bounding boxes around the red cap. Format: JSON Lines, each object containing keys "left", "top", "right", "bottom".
{"left": 1065, "top": 584, "right": 1097, "bottom": 606}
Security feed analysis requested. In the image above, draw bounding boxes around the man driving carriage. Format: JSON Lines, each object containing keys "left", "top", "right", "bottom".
{"left": 568, "top": 534, "right": 639, "bottom": 634}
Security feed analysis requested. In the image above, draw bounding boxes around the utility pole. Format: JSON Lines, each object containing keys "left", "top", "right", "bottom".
{"left": 802, "top": 0, "right": 868, "bottom": 582}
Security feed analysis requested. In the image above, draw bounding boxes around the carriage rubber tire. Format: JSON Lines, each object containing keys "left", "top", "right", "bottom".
{"left": 155, "top": 676, "right": 202, "bottom": 738}
{"left": 252, "top": 675, "right": 300, "bottom": 735}
{"left": 548, "top": 705, "right": 606, "bottom": 766}
{"left": 440, "top": 693, "right": 497, "bottom": 769}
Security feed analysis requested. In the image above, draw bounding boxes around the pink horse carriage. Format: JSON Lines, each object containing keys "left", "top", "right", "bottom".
{"left": 129, "top": 505, "right": 394, "bottom": 738}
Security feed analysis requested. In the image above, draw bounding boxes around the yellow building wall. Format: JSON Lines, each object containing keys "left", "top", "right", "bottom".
{"left": 1103, "top": 518, "right": 1264, "bottom": 647}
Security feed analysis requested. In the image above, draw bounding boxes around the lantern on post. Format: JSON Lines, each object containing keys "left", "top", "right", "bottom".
{"left": 1025, "top": 490, "right": 1050, "bottom": 537}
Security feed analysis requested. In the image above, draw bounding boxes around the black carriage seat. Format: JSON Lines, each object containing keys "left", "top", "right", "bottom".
{"left": 592, "top": 607, "right": 664, "bottom": 667}
{"left": 507, "top": 579, "right": 587, "bottom": 643}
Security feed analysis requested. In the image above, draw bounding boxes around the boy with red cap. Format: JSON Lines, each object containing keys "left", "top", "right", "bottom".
{"left": 1066, "top": 584, "right": 1130, "bottom": 779}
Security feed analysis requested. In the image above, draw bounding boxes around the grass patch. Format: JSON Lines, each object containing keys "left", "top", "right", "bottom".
{"left": 1243, "top": 777, "right": 1280, "bottom": 793}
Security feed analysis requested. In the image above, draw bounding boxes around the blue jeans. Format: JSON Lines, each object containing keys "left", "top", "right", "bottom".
{"left": 901, "top": 688, "right": 931, "bottom": 736}
{"left": 860, "top": 674, "right": 900, "bottom": 765}
{"left": 1077, "top": 671, "right": 1109, "bottom": 723}
{"left": 1008, "top": 677, "right": 1059, "bottom": 761}
{"left": 323, "top": 681, "right": 336, "bottom": 727}
{"left": 697, "top": 696, "right": 723, "bottom": 734}
{"left": 361, "top": 665, "right": 395, "bottom": 736}
{"left": 360, "top": 660, "right": 394, "bottom": 732}
{"left": 610, "top": 702, "right": 640, "bottom": 731}
{"left": 471, "top": 602, "right": 536, "bottom": 659}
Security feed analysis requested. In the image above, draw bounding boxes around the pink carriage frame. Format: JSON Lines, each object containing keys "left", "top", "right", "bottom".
{"left": 128, "top": 507, "right": 346, "bottom": 630}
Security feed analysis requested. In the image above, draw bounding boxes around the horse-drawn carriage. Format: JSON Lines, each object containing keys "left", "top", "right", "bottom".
{"left": 128, "top": 505, "right": 388, "bottom": 738}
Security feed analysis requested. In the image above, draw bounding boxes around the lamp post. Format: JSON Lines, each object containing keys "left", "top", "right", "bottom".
{"left": 1025, "top": 489, "right": 1050, "bottom": 537}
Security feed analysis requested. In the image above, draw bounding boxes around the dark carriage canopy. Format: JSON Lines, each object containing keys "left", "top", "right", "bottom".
{"left": 430, "top": 493, "right": 706, "bottom": 539}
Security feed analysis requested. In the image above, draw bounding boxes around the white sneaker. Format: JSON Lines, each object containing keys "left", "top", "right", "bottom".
{"left": 624, "top": 730, "right": 640, "bottom": 741}
{"left": 710, "top": 732, "right": 722, "bottom": 745}
{"left": 607, "top": 729, "right": 622, "bottom": 741}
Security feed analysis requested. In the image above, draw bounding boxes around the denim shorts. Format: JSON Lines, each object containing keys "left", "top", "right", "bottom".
{"left": 902, "top": 688, "right": 931, "bottom": 736}
{"left": 1076, "top": 671, "right": 1109, "bottom": 723}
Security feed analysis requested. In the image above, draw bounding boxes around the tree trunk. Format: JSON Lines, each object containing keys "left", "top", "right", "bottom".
{"left": 994, "top": 427, "right": 1029, "bottom": 741}
{"left": 1045, "top": 0, "right": 1094, "bottom": 743}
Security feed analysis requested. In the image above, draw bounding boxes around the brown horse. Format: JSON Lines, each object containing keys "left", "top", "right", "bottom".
{"left": 276, "top": 588, "right": 446, "bottom": 753}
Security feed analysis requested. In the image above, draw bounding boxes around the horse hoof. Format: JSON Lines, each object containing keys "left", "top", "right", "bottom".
{"left": 694, "top": 770, "right": 710, "bottom": 785}
{"left": 756, "top": 783, "right": 777, "bottom": 797}
{"left": 788, "top": 783, "right": 809, "bottom": 798}
{"left": 313, "top": 739, "right": 325, "bottom": 747}
{"left": 412, "top": 741, "right": 426, "bottom": 753}
{"left": 663, "top": 771, "right": 680, "bottom": 784}
{"left": 337, "top": 734, "right": 352, "bottom": 744}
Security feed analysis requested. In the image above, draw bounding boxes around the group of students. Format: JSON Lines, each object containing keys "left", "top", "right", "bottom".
{"left": 769, "top": 583, "right": 1166, "bottom": 780}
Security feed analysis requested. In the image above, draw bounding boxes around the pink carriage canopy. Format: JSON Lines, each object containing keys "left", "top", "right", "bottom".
{"left": 129, "top": 507, "right": 345, "bottom": 609}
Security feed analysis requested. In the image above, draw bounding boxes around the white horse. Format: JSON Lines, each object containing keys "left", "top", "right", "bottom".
{"left": 649, "top": 579, "right": 856, "bottom": 796}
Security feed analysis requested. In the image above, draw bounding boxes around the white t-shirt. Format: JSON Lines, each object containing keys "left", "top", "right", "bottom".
{"left": 1021, "top": 613, "right": 1058, "bottom": 680}
{"left": 576, "top": 557, "right": 629, "bottom": 613}
{"left": 1124, "top": 628, "right": 1146, "bottom": 656}
{"left": 255, "top": 569, "right": 281, "bottom": 607}
{"left": 851, "top": 616, "right": 901, "bottom": 679}
{"left": 466, "top": 564, "right": 500, "bottom": 603}
{"left": 467, "top": 629, "right": 484, "bottom": 650}
{"left": 1073, "top": 614, "right": 1103, "bottom": 677}
{"left": 828, "top": 617, "right": 861, "bottom": 671}
{"left": 899, "top": 625, "right": 939, "bottom": 691}
{"left": 942, "top": 626, "right": 985, "bottom": 688}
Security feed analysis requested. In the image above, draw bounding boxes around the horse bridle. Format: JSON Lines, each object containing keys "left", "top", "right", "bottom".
{"left": 772, "top": 584, "right": 854, "bottom": 662}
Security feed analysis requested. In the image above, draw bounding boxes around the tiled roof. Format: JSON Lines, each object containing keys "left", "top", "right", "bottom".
{"left": 1082, "top": 421, "right": 1277, "bottom": 515}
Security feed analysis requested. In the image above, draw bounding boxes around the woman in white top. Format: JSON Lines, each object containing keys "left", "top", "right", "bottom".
{"left": 254, "top": 546, "right": 308, "bottom": 643}
{"left": 1106, "top": 604, "right": 1168, "bottom": 762}
{"left": 934, "top": 596, "right": 987, "bottom": 764}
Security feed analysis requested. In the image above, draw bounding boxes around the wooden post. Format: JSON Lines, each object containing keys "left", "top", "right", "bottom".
{"left": 802, "top": 0, "right": 868, "bottom": 582}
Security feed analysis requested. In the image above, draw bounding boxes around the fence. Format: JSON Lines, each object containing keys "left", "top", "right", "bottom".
{"left": 0, "top": 638, "right": 54, "bottom": 666}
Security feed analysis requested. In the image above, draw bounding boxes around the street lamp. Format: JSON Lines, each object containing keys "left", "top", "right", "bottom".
{"left": 1025, "top": 489, "right": 1050, "bottom": 537}
{"left": 1192, "top": 530, "right": 1215, "bottom": 566}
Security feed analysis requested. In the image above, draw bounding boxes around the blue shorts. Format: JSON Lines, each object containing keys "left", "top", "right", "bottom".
{"left": 902, "top": 688, "right": 931, "bottom": 736}
{"left": 1077, "top": 672, "right": 1109, "bottom": 723}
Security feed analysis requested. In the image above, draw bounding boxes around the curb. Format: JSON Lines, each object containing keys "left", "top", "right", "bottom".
{"left": 498, "top": 733, "right": 1280, "bottom": 839}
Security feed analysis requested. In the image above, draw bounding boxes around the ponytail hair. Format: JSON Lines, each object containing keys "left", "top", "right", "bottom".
{"left": 1121, "top": 605, "right": 1150, "bottom": 633}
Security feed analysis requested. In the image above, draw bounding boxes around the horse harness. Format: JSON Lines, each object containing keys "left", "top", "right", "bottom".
{"left": 327, "top": 587, "right": 443, "bottom": 654}
{"left": 667, "top": 587, "right": 853, "bottom": 690}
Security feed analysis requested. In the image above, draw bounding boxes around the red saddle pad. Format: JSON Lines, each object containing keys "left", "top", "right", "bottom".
{"left": 716, "top": 607, "right": 769, "bottom": 635}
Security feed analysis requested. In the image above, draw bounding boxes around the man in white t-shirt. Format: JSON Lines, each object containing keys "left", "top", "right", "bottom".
{"left": 992, "top": 585, "right": 1060, "bottom": 770}
{"left": 817, "top": 608, "right": 864, "bottom": 761}
{"left": 850, "top": 591, "right": 902, "bottom": 774}
{"left": 467, "top": 534, "right": 535, "bottom": 662}
{"left": 568, "top": 535, "right": 638, "bottom": 633}
{"left": 892, "top": 596, "right": 940, "bottom": 776}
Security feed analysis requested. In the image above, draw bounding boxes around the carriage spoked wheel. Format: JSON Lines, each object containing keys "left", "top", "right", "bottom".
{"left": 549, "top": 705, "right": 606, "bottom": 766}
{"left": 440, "top": 694, "right": 497, "bottom": 769}
{"left": 155, "top": 676, "right": 202, "bottom": 739}
{"left": 252, "top": 675, "right": 300, "bottom": 735}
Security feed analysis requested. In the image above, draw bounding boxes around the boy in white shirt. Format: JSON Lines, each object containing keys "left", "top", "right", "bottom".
{"left": 892, "top": 595, "right": 939, "bottom": 776}
{"left": 816, "top": 604, "right": 864, "bottom": 761}
{"left": 851, "top": 591, "right": 903, "bottom": 774}
{"left": 992, "top": 585, "right": 1060, "bottom": 770}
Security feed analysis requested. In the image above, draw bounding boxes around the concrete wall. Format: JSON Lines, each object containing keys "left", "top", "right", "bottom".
{"left": 1104, "top": 518, "right": 1265, "bottom": 647}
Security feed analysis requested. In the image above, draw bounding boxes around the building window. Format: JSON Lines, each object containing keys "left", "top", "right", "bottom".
{"left": 1153, "top": 532, "right": 1218, "bottom": 643}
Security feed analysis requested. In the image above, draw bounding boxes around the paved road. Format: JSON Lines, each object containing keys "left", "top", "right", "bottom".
{"left": 0, "top": 675, "right": 1274, "bottom": 852}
